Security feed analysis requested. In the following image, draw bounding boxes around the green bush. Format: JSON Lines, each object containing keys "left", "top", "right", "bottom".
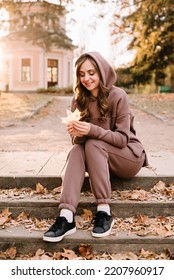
{"left": 36, "top": 86, "right": 73, "bottom": 95}
{"left": 36, "top": 88, "right": 47, "bottom": 93}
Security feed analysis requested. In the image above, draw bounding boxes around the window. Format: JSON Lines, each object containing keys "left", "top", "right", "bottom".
{"left": 47, "top": 59, "right": 58, "bottom": 87}
{"left": 21, "top": 58, "right": 31, "bottom": 81}
{"left": 67, "top": 61, "right": 71, "bottom": 84}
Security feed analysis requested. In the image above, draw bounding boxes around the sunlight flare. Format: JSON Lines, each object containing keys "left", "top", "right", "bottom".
{"left": 0, "top": 8, "right": 9, "bottom": 38}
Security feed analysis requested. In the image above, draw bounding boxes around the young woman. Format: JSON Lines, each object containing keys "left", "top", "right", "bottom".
{"left": 43, "top": 51, "right": 148, "bottom": 242}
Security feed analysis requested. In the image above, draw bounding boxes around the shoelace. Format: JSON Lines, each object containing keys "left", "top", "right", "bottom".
{"left": 92, "top": 212, "right": 110, "bottom": 227}
{"left": 49, "top": 216, "right": 67, "bottom": 230}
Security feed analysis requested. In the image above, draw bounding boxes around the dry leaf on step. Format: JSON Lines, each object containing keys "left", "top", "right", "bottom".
{"left": 36, "top": 183, "right": 48, "bottom": 194}
{"left": 111, "top": 251, "right": 138, "bottom": 260}
{"left": 5, "top": 247, "right": 17, "bottom": 260}
{"left": 81, "top": 209, "right": 93, "bottom": 221}
{"left": 61, "top": 248, "right": 78, "bottom": 260}
{"left": 79, "top": 244, "right": 92, "bottom": 257}
{"left": 0, "top": 208, "right": 12, "bottom": 226}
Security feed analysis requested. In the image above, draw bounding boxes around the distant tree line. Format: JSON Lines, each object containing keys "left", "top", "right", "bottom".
{"left": 111, "top": 0, "right": 174, "bottom": 91}
{"left": 0, "top": 0, "right": 74, "bottom": 50}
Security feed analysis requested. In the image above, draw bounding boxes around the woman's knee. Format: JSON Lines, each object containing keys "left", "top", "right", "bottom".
{"left": 69, "top": 144, "right": 84, "bottom": 156}
{"left": 85, "top": 139, "right": 102, "bottom": 153}
{"left": 67, "top": 144, "right": 86, "bottom": 164}
{"left": 84, "top": 140, "right": 108, "bottom": 165}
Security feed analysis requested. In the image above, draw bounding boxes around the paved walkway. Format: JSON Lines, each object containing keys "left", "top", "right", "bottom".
{"left": 0, "top": 150, "right": 173, "bottom": 178}
{"left": 0, "top": 95, "right": 173, "bottom": 181}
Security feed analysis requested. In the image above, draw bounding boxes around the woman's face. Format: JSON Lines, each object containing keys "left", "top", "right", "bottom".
{"left": 79, "top": 59, "right": 100, "bottom": 97}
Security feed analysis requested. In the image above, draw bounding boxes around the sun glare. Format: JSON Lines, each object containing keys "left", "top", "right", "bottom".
{"left": 0, "top": 49, "right": 4, "bottom": 84}
{"left": 0, "top": 48, "right": 2, "bottom": 57}
{"left": 0, "top": 8, "right": 9, "bottom": 38}
{"left": 0, "top": 48, "right": 3, "bottom": 73}
{"left": 0, "top": 8, "right": 9, "bottom": 77}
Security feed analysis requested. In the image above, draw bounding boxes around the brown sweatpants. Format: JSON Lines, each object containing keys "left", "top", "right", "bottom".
{"left": 59, "top": 139, "right": 145, "bottom": 213}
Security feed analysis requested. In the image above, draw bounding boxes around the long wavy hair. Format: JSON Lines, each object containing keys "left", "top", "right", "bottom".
{"left": 74, "top": 54, "right": 109, "bottom": 122}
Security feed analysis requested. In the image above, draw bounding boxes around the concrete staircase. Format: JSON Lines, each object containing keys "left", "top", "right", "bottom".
{"left": 0, "top": 168, "right": 174, "bottom": 257}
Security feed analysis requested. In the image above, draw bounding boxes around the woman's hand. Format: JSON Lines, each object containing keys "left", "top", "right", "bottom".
{"left": 73, "top": 121, "right": 91, "bottom": 135}
{"left": 67, "top": 121, "right": 90, "bottom": 137}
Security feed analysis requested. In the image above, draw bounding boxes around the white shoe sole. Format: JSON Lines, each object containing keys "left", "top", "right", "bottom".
{"left": 91, "top": 219, "right": 115, "bottom": 238}
{"left": 43, "top": 227, "right": 76, "bottom": 242}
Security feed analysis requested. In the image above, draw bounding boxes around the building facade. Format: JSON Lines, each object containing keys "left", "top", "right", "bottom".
{"left": 0, "top": 1, "right": 74, "bottom": 92}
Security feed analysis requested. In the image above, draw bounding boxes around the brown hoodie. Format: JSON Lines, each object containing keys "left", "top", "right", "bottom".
{"left": 72, "top": 51, "right": 148, "bottom": 166}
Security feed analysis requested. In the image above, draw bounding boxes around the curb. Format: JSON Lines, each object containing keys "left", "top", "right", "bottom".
{"left": 0, "top": 197, "right": 173, "bottom": 219}
{"left": 0, "top": 175, "right": 174, "bottom": 190}
{"left": 0, "top": 226, "right": 173, "bottom": 255}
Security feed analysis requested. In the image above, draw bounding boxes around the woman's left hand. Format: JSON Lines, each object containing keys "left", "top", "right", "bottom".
{"left": 73, "top": 121, "right": 91, "bottom": 135}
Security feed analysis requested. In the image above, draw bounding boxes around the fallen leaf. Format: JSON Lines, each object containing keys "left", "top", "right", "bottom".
{"left": 81, "top": 209, "right": 93, "bottom": 221}
{"left": 61, "top": 248, "right": 78, "bottom": 260}
{"left": 35, "top": 249, "right": 45, "bottom": 257}
{"left": 53, "top": 252, "right": 62, "bottom": 260}
{"left": 17, "top": 212, "right": 29, "bottom": 222}
{"left": 40, "top": 254, "right": 52, "bottom": 260}
{"left": 52, "top": 186, "right": 62, "bottom": 194}
{"left": 79, "top": 244, "right": 92, "bottom": 257}
{"left": 36, "top": 183, "right": 48, "bottom": 194}
{"left": 165, "top": 224, "right": 171, "bottom": 231}
{"left": 137, "top": 214, "right": 150, "bottom": 226}
{"left": 0, "top": 208, "right": 12, "bottom": 226}
{"left": 5, "top": 247, "right": 17, "bottom": 259}
{"left": 0, "top": 216, "right": 9, "bottom": 226}
{"left": 151, "top": 181, "right": 166, "bottom": 193}
{"left": 153, "top": 225, "right": 173, "bottom": 237}
{"left": 111, "top": 252, "right": 138, "bottom": 260}
{"left": 0, "top": 251, "right": 7, "bottom": 259}
{"left": 139, "top": 248, "right": 156, "bottom": 260}
{"left": 2, "top": 208, "right": 12, "bottom": 216}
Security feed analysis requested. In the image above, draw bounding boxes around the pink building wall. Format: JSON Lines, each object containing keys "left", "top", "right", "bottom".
{"left": 0, "top": 1, "right": 74, "bottom": 92}
{"left": 0, "top": 42, "right": 73, "bottom": 92}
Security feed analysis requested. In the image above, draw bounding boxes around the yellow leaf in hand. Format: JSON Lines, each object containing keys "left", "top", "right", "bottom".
{"left": 61, "top": 109, "right": 80, "bottom": 124}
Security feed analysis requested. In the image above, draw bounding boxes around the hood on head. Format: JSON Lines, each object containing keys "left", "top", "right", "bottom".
{"left": 82, "top": 51, "right": 117, "bottom": 90}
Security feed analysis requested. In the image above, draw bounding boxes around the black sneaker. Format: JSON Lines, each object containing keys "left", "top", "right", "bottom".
{"left": 91, "top": 211, "right": 114, "bottom": 238}
{"left": 43, "top": 216, "right": 76, "bottom": 242}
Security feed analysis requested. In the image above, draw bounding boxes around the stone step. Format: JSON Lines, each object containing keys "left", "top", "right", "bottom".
{"left": 0, "top": 174, "right": 174, "bottom": 260}
{"left": 0, "top": 225, "right": 173, "bottom": 256}
{"left": 0, "top": 150, "right": 174, "bottom": 190}
{"left": 0, "top": 151, "right": 173, "bottom": 176}
{"left": 0, "top": 175, "right": 174, "bottom": 191}
{"left": 0, "top": 197, "right": 174, "bottom": 218}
